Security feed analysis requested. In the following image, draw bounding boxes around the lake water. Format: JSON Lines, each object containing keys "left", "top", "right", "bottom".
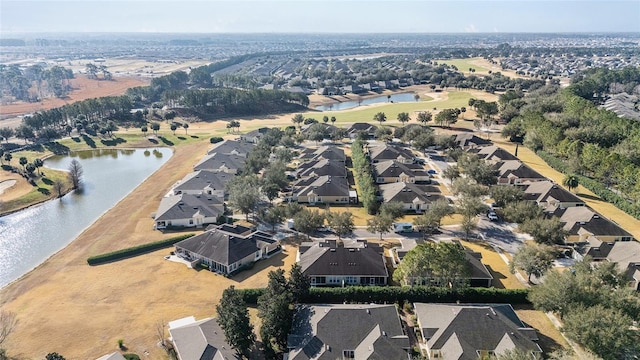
{"left": 314, "top": 92, "right": 417, "bottom": 111}
{"left": 0, "top": 147, "right": 172, "bottom": 288}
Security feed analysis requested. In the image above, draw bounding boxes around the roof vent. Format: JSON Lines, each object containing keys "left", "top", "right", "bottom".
{"left": 366, "top": 309, "right": 370, "bottom": 314}
{"left": 330, "top": 248, "right": 336, "bottom": 252}
{"left": 349, "top": 248, "right": 355, "bottom": 252}
{"left": 594, "top": 215, "right": 600, "bottom": 219}
{"left": 580, "top": 221, "right": 586, "bottom": 225}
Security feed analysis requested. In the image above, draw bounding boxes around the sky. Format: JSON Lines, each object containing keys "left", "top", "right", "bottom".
{"left": 1, "top": 0, "right": 639, "bottom": 34}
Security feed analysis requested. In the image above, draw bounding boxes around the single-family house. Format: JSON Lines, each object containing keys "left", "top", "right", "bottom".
{"left": 573, "top": 237, "right": 640, "bottom": 290}
{"left": 240, "top": 127, "right": 269, "bottom": 143}
{"left": 168, "top": 316, "right": 235, "bottom": 360}
{"left": 346, "top": 122, "right": 377, "bottom": 139}
{"left": 172, "top": 170, "right": 232, "bottom": 199}
{"left": 522, "top": 180, "right": 585, "bottom": 210}
{"left": 299, "top": 145, "right": 346, "bottom": 162}
{"left": 340, "top": 84, "right": 366, "bottom": 94}
{"left": 294, "top": 175, "right": 352, "bottom": 205}
{"left": 452, "top": 133, "right": 492, "bottom": 149}
{"left": 174, "top": 223, "right": 280, "bottom": 274}
{"left": 378, "top": 182, "right": 444, "bottom": 213}
{"left": 154, "top": 193, "right": 224, "bottom": 230}
{"left": 392, "top": 240, "right": 493, "bottom": 287}
{"left": 413, "top": 303, "right": 543, "bottom": 360}
{"left": 296, "top": 159, "right": 347, "bottom": 179}
{"left": 373, "top": 160, "right": 431, "bottom": 184}
{"left": 95, "top": 353, "right": 126, "bottom": 360}
{"left": 549, "top": 206, "right": 634, "bottom": 243}
{"left": 368, "top": 144, "right": 415, "bottom": 164}
{"left": 193, "top": 153, "right": 246, "bottom": 173}
{"left": 286, "top": 304, "right": 411, "bottom": 360}
{"left": 318, "top": 86, "right": 339, "bottom": 96}
{"left": 206, "top": 139, "right": 255, "bottom": 156}
{"left": 297, "top": 240, "right": 388, "bottom": 287}
{"left": 470, "top": 145, "right": 519, "bottom": 163}
{"left": 495, "top": 160, "right": 546, "bottom": 185}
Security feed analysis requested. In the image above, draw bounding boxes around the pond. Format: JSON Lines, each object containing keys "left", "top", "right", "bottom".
{"left": 314, "top": 92, "right": 418, "bottom": 111}
{"left": 0, "top": 147, "right": 172, "bottom": 288}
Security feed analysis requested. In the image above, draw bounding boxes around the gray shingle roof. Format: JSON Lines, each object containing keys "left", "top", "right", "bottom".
{"left": 287, "top": 304, "right": 409, "bottom": 360}
{"left": 175, "top": 226, "right": 274, "bottom": 265}
{"left": 193, "top": 153, "right": 246, "bottom": 172}
{"left": 414, "top": 303, "right": 542, "bottom": 360}
{"left": 378, "top": 182, "right": 443, "bottom": 204}
{"left": 206, "top": 139, "right": 255, "bottom": 156}
{"left": 368, "top": 144, "right": 414, "bottom": 162}
{"left": 155, "top": 193, "right": 224, "bottom": 222}
{"left": 168, "top": 317, "right": 234, "bottom": 360}
{"left": 95, "top": 353, "right": 126, "bottom": 360}
{"left": 296, "top": 175, "right": 350, "bottom": 197}
{"left": 173, "top": 170, "right": 232, "bottom": 195}
{"left": 297, "top": 159, "right": 347, "bottom": 178}
{"left": 374, "top": 160, "right": 429, "bottom": 179}
{"left": 299, "top": 242, "right": 388, "bottom": 278}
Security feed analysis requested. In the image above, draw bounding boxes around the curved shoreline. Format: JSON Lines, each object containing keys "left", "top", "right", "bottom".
{"left": 0, "top": 147, "right": 175, "bottom": 290}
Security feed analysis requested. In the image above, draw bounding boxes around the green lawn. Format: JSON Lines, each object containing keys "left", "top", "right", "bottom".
{"left": 436, "top": 58, "right": 490, "bottom": 73}
{"left": 2, "top": 169, "right": 71, "bottom": 211}
{"left": 308, "top": 91, "right": 475, "bottom": 124}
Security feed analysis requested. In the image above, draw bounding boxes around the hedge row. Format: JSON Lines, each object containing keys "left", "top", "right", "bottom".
{"left": 236, "top": 286, "right": 530, "bottom": 305}
{"left": 87, "top": 233, "right": 195, "bottom": 265}
{"left": 351, "top": 139, "right": 378, "bottom": 214}
{"left": 537, "top": 151, "right": 640, "bottom": 219}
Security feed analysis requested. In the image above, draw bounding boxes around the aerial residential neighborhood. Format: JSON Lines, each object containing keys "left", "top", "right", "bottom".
{"left": 1, "top": 7, "right": 639, "bottom": 359}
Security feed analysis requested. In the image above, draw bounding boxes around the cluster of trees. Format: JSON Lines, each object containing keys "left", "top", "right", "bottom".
{"left": 0, "top": 64, "right": 74, "bottom": 102}
{"left": 501, "top": 67, "right": 640, "bottom": 213}
{"left": 529, "top": 258, "right": 640, "bottom": 359}
{"left": 351, "top": 139, "right": 378, "bottom": 214}
{"left": 392, "top": 241, "right": 470, "bottom": 287}
{"left": 9, "top": 95, "right": 138, "bottom": 144}
{"left": 84, "top": 63, "right": 112, "bottom": 80}
{"left": 216, "top": 265, "right": 310, "bottom": 358}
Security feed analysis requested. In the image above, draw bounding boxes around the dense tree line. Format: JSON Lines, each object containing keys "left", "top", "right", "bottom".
{"left": 529, "top": 258, "right": 640, "bottom": 360}
{"left": 501, "top": 68, "right": 640, "bottom": 212}
{"left": 351, "top": 139, "right": 378, "bottom": 214}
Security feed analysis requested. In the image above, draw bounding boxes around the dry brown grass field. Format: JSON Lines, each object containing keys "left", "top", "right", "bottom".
{"left": 0, "top": 75, "right": 149, "bottom": 119}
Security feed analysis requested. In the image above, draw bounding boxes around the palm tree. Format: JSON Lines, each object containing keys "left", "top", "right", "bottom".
{"left": 141, "top": 126, "right": 148, "bottom": 136}
{"left": 18, "top": 157, "right": 27, "bottom": 171}
{"left": 330, "top": 116, "right": 336, "bottom": 125}
{"left": 34, "top": 158, "right": 44, "bottom": 175}
{"left": 397, "top": 112, "right": 410, "bottom": 126}
{"left": 322, "top": 115, "right": 329, "bottom": 123}
{"left": 373, "top": 112, "right": 387, "bottom": 125}
{"left": 183, "top": 123, "right": 189, "bottom": 134}
{"left": 562, "top": 174, "right": 579, "bottom": 193}
{"left": 170, "top": 123, "right": 178, "bottom": 135}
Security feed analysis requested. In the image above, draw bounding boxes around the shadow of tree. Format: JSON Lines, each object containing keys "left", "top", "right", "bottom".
{"left": 44, "top": 142, "right": 70, "bottom": 155}
{"left": 159, "top": 136, "right": 174, "bottom": 146}
{"left": 177, "top": 136, "right": 187, "bottom": 140}
{"left": 190, "top": 135, "right": 199, "bottom": 139}
{"left": 37, "top": 187, "right": 50, "bottom": 195}
{"left": 41, "top": 177, "right": 54, "bottom": 185}
{"left": 82, "top": 135, "right": 96, "bottom": 148}
{"left": 72, "top": 137, "right": 81, "bottom": 143}
{"left": 100, "top": 137, "right": 127, "bottom": 146}
{"left": 148, "top": 138, "right": 159, "bottom": 144}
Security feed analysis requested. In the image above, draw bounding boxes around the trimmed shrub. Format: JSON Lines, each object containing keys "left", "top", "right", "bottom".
{"left": 210, "top": 136, "right": 224, "bottom": 144}
{"left": 237, "top": 286, "right": 529, "bottom": 305}
{"left": 87, "top": 234, "right": 195, "bottom": 265}
{"left": 123, "top": 355, "right": 141, "bottom": 360}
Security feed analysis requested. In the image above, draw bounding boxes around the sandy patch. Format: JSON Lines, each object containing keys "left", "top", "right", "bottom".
{"left": 0, "top": 179, "right": 16, "bottom": 195}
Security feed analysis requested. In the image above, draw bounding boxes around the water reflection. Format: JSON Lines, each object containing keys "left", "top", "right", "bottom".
{"left": 0, "top": 147, "right": 172, "bottom": 288}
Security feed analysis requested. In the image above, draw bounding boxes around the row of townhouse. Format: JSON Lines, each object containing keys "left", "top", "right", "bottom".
{"left": 98, "top": 302, "right": 542, "bottom": 360}
{"left": 459, "top": 135, "right": 640, "bottom": 290}
{"left": 153, "top": 139, "right": 255, "bottom": 230}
